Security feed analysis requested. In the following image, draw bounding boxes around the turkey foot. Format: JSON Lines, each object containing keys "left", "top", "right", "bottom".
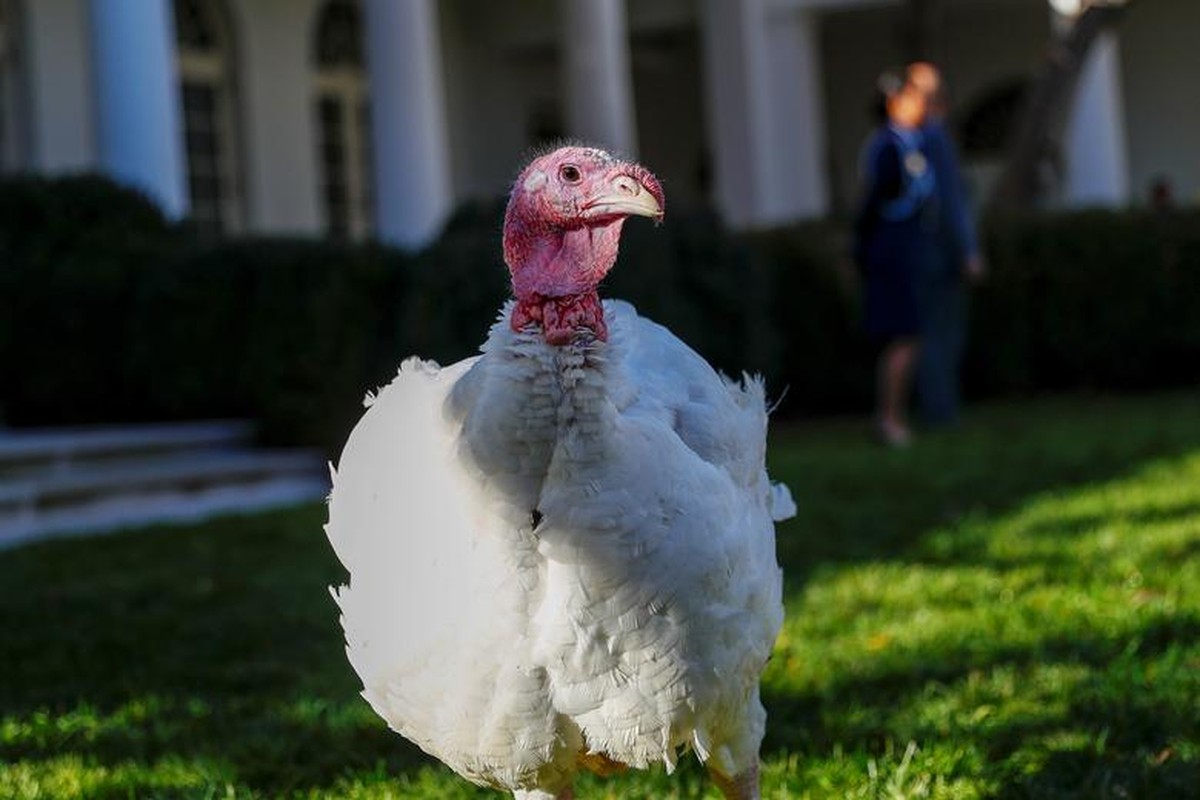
{"left": 709, "top": 762, "right": 760, "bottom": 800}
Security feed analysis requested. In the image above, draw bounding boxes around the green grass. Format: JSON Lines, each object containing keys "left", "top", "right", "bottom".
{"left": 2, "top": 391, "right": 1199, "bottom": 799}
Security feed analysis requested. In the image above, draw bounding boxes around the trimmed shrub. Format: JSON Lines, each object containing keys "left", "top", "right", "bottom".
{"left": 128, "top": 239, "right": 409, "bottom": 450}
{"left": 0, "top": 176, "right": 179, "bottom": 425}
{"left": 400, "top": 199, "right": 510, "bottom": 365}
{"left": 612, "top": 207, "right": 780, "bottom": 387}
{"left": 971, "top": 210, "right": 1200, "bottom": 396}
{"left": 747, "top": 222, "right": 872, "bottom": 415}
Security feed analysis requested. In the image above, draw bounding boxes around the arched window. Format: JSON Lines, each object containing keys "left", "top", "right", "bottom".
{"left": 175, "top": 0, "right": 242, "bottom": 234}
{"left": 313, "top": 0, "right": 371, "bottom": 240}
{"left": 0, "top": 0, "right": 26, "bottom": 172}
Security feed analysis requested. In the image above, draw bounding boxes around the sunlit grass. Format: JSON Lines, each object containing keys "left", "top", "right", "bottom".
{"left": 2, "top": 391, "right": 1198, "bottom": 798}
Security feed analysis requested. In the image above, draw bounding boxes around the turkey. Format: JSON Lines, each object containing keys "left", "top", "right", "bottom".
{"left": 325, "top": 145, "right": 795, "bottom": 800}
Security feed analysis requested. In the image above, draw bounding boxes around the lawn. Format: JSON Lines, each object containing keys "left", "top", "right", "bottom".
{"left": 2, "top": 392, "right": 1198, "bottom": 799}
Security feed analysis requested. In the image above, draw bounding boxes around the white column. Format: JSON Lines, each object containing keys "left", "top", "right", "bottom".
{"left": 764, "top": 7, "right": 828, "bottom": 220}
{"left": 364, "top": 0, "right": 453, "bottom": 248}
{"left": 700, "top": 0, "right": 827, "bottom": 228}
{"left": 700, "top": 0, "right": 772, "bottom": 228}
{"left": 1063, "top": 31, "right": 1130, "bottom": 207}
{"left": 89, "top": 0, "right": 187, "bottom": 218}
{"left": 560, "top": 0, "right": 637, "bottom": 156}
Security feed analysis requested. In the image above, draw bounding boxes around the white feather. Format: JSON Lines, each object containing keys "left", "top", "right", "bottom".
{"left": 325, "top": 300, "right": 793, "bottom": 793}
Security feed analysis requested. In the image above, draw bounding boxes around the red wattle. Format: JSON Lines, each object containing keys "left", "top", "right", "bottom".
{"left": 512, "top": 292, "right": 607, "bottom": 345}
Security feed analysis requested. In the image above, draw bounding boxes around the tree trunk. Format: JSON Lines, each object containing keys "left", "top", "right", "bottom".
{"left": 987, "top": 2, "right": 1134, "bottom": 214}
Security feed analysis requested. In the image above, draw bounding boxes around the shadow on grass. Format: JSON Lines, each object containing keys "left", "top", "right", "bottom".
{"left": 770, "top": 391, "right": 1200, "bottom": 578}
{"left": 970, "top": 500, "right": 1200, "bottom": 554}
{"left": 1, "top": 699, "right": 426, "bottom": 798}
{"left": 993, "top": 747, "right": 1199, "bottom": 800}
{"left": 0, "top": 508, "right": 432, "bottom": 797}
{"left": 762, "top": 614, "right": 1200, "bottom": 746}
{"left": 755, "top": 392, "right": 1200, "bottom": 797}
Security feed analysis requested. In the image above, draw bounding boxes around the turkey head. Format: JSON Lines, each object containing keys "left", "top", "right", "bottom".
{"left": 503, "top": 146, "right": 664, "bottom": 345}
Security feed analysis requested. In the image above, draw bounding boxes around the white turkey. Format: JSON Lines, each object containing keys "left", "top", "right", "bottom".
{"left": 325, "top": 145, "right": 796, "bottom": 800}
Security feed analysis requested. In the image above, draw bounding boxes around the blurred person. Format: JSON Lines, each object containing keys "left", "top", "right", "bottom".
{"left": 907, "top": 62, "right": 984, "bottom": 427}
{"left": 853, "top": 71, "right": 937, "bottom": 447}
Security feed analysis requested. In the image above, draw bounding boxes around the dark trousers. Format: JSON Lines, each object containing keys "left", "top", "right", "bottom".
{"left": 917, "top": 267, "right": 967, "bottom": 425}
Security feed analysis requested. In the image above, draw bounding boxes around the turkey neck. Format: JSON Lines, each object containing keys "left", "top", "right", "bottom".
{"left": 449, "top": 305, "right": 618, "bottom": 526}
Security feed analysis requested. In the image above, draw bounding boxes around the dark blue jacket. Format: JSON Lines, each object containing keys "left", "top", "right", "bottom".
{"left": 922, "top": 121, "right": 979, "bottom": 273}
{"left": 853, "top": 125, "right": 939, "bottom": 339}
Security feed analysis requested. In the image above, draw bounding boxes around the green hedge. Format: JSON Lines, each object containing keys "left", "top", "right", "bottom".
{"left": 2, "top": 175, "right": 1197, "bottom": 455}
{"left": 0, "top": 177, "right": 409, "bottom": 452}
{"left": 0, "top": 176, "right": 179, "bottom": 424}
{"left": 127, "top": 239, "right": 409, "bottom": 448}
{"left": 971, "top": 211, "right": 1200, "bottom": 395}
{"left": 748, "top": 223, "right": 873, "bottom": 414}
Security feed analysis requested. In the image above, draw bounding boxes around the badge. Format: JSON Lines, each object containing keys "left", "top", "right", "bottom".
{"left": 905, "top": 151, "right": 927, "bottom": 177}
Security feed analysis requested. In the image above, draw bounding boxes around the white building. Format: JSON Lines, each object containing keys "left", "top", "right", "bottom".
{"left": 0, "top": 0, "right": 1195, "bottom": 248}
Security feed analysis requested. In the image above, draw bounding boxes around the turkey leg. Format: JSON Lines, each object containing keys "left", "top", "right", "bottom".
{"left": 709, "top": 762, "right": 761, "bottom": 800}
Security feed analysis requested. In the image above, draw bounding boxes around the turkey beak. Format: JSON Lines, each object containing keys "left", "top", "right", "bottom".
{"left": 583, "top": 168, "right": 665, "bottom": 222}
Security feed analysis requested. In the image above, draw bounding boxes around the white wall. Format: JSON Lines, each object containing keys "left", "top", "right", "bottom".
{"left": 940, "top": 0, "right": 1050, "bottom": 208}
{"left": 819, "top": 4, "right": 906, "bottom": 213}
{"left": 631, "top": 27, "right": 708, "bottom": 207}
{"left": 439, "top": 0, "right": 539, "bottom": 202}
{"left": 231, "top": 0, "right": 322, "bottom": 233}
{"left": 939, "top": 0, "right": 1050, "bottom": 120}
{"left": 627, "top": 0, "right": 702, "bottom": 192}
{"left": 764, "top": 7, "right": 828, "bottom": 219}
{"left": 624, "top": 1, "right": 714, "bottom": 210}
{"left": 1120, "top": 0, "right": 1200, "bottom": 206}
{"left": 22, "top": 0, "right": 95, "bottom": 172}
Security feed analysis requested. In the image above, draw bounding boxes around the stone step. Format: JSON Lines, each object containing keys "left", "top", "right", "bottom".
{"left": 0, "top": 422, "right": 329, "bottom": 548}
{"left": 0, "top": 420, "right": 255, "bottom": 473}
{"left": 0, "top": 449, "right": 325, "bottom": 508}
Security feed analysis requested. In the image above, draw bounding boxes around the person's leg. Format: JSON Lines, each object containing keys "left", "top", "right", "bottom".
{"left": 878, "top": 337, "right": 919, "bottom": 444}
{"left": 944, "top": 282, "right": 968, "bottom": 420}
{"left": 917, "top": 280, "right": 957, "bottom": 425}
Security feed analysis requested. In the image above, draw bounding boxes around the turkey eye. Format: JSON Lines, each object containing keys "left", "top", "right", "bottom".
{"left": 559, "top": 164, "right": 582, "bottom": 184}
